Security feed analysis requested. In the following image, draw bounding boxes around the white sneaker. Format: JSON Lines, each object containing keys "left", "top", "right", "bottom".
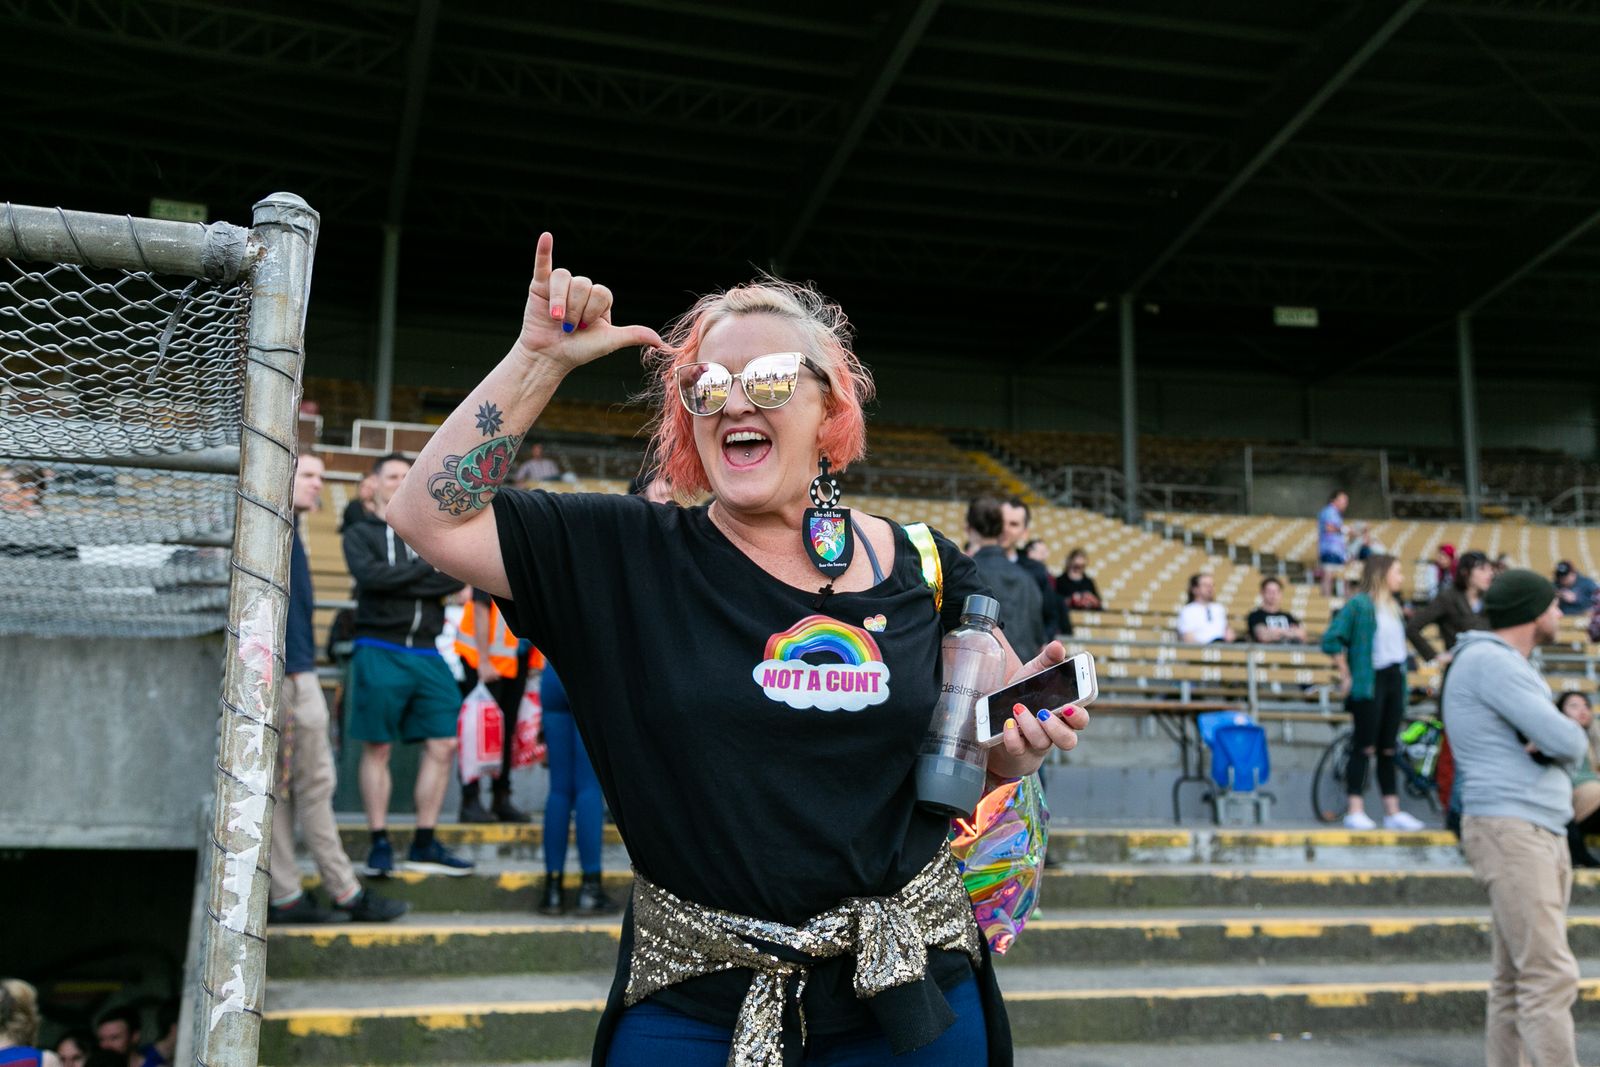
{"left": 1383, "top": 811, "right": 1426, "bottom": 831}
{"left": 1343, "top": 811, "right": 1377, "bottom": 830}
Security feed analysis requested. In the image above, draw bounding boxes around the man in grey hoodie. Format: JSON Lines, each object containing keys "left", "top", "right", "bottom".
{"left": 1444, "top": 569, "right": 1589, "bottom": 1067}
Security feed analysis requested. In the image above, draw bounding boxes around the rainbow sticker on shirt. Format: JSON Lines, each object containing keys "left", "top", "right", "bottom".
{"left": 753, "top": 614, "right": 892, "bottom": 712}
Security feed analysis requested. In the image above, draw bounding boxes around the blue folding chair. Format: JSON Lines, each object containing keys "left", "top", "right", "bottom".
{"left": 1197, "top": 711, "right": 1275, "bottom": 824}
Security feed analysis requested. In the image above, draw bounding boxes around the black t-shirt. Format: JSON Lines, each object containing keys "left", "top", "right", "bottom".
{"left": 1246, "top": 608, "right": 1301, "bottom": 641}
{"left": 491, "top": 490, "right": 990, "bottom": 1032}
{"left": 1056, "top": 572, "right": 1100, "bottom": 609}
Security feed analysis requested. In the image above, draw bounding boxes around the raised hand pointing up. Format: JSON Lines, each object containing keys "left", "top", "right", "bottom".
{"left": 514, "top": 232, "right": 663, "bottom": 370}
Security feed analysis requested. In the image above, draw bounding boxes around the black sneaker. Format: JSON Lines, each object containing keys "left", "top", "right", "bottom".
{"left": 458, "top": 802, "right": 497, "bottom": 824}
{"left": 492, "top": 797, "right": 532, "bottom": 824}
{"left": 268, "top": 893, "right": 336, "bottom": 924}
{"left": 406, "top": 838, "right": 475, "bottom": 876}
{"left": 336, "top": 889, "right": 409, "bottom": 922}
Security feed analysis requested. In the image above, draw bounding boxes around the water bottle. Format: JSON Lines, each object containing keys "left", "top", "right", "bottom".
{"left": 916, "top": 594, "right": 1006, "bottom": 817}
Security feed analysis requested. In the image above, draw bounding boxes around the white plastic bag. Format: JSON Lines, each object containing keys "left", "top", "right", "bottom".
{"left": 456, "top": 682, "right": 504, "bottom": 784}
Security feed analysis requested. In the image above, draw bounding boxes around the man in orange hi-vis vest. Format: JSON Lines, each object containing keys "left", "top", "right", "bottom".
{"left": 456, "top": 588, "right": 543, "bottom": 822}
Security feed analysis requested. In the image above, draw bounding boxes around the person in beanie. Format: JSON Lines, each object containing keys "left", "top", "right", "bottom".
{"left": 1443, "top": 568, "right": 1589, "bottom": 1067}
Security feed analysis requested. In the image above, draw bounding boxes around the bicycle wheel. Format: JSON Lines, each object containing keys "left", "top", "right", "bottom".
{"left": 1312, "top": 728, "right": 1353, "bottom": 824}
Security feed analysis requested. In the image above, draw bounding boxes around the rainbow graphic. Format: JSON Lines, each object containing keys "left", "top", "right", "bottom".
{"left": 764, "top": 614, "right": 882, "bottom": 664}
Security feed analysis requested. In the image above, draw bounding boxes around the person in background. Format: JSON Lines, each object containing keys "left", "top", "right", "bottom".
{"left": 1317, "top": 489, "right": 1349, "bottom": 597}
{"left": 269, "top": 454, "right": 408, "bottom": 924}
{"left": 970, "top": 496, "right": 1045, "bottom": 662}
{"left": 52, "top": 1033, "right": 90, "bottom": 1067}
{"left": 0, "top": 979, "right": 59, "bottom": 1067}
{"left": 91, "top": 1010, "right": 138, "bottom": 1061}
{"left": 454, "top": 589, "right": 538, "bottom": 823}
{"left": 1177, "top": 573, "right": 1232, "bottom": 644}
{"left": 1406, "top": 549, "right": 1491, "bottom": 666}
{"left": 514, "top": 442, "right": 563, "bottom": 484}
{"left": 1553, "top": 560, "right": 1597, "bottom": 617}
{"left": 1352, "top": 522, "right": 1384, "bottom": 561}
{"left": 342, "top": 452, "right": 474, "bottom": 877}
{"left": 341, "top": 472, "right": 377, "bottom": 531}
{"left": 1420, "top": 543, "right": 1456, "bottom": 603}
{"left": 1321, "top": 554, "right": 1425, "bottom": 831}
{"left": 1055, "top": 548, "right": 1101, "bottom": 612}
{"left": 537, "top": 662, "right": 618, "bottom": 916}
{"left": 129, "top": 1003, "right": 177, "bottom": 1067}
{"left": 1493, "top": 553, "right": 1512, "bottom": 576}
{"left": 1445, "top": 571, "right": 1588, "bottom": 1067}
{"left": 1001, "top": 498, "right": 1060, "bottom": 641}
{"left": 1555, "top": 690, "right": 1600, "bottom": 868}
{"left": 1247, "top": 577, "right": 1306, "bottom": 644}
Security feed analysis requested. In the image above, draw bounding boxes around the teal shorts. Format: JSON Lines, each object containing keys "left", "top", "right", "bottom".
{"left": 347, "top": 643, "right": 460, "bottom": 743}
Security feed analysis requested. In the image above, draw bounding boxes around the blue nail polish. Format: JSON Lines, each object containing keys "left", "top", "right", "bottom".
{"left": 562, "top": 322, "right": 575, "bottom": 333}
{"left": 1036, "top": 708, "right": 1051, "bottom": 722}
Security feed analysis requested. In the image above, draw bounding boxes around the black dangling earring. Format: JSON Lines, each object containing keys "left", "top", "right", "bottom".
{"left": 802, "top": 455, "right": 854, "bottom": 584}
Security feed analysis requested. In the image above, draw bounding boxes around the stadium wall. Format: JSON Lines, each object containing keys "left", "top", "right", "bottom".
{"left": 304, "top": 313, "right": 1597, "bottom": 457}
{"left": 0, "top": 635, "right": 223, "bottom": 849}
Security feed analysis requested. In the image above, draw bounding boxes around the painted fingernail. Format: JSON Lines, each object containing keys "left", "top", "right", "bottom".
{"left": 562, "top": 322, "right": 575, "bottom": 333}
{"left": 1003, "top": 719, "right": 1018, "bottom": 732}
{"left": 551, "top": 304, "right": 565, "bottom": 319}
{"left": 1012, "top": 703, "right": 1027, "bottom": 718}
{"left": 578, "top": 321, "right": 589, "bottom": 330}
{"left": 1037, "top": 708, "right": 1052, "bottom": 722}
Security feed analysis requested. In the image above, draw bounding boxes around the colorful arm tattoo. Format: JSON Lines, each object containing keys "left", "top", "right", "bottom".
{"left": 428, "top": 433, "right": 521, "bottom": 515}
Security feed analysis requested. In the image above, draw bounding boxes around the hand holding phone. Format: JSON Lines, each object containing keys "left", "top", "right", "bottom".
{"left": 974, "top": 651, "right": 1097, "bottom": 748}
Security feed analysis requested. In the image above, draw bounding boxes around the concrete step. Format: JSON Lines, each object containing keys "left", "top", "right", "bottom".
{"left": 308, "top": 864, "right": 1600, "bottom": 913}
{"left": 335, "top": 822, "right": 1482, "bottom": 868}
{"left": 266, "top": 906, "right": 1600, "bottom": 979}
{"left": 259, "top": 962, "right": 1600, "bottom": 1065}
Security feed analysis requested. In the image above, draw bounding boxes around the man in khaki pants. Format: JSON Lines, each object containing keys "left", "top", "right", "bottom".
{"left": 268, "top": 453, "right": 406, "bottom": 924}
{"left": 1444, "top": 569, "right": 1589, "bottom": 1066}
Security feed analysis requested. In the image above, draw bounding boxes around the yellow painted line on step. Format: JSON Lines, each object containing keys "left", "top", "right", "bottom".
{"left": 268, "top": 922, "right": 623, "bottom": 945}
{"left": 1211, "top": 830, "right": 1458, "bottom": 848}
{"left": 1057, "top": 830, "right": 1194, "bottom": 848}
{"left": 266, "top": 1000, "right": 607, "bottom": 1024}
{"left": 1003, "top": 977, "right": 1600, "bottom": 1004}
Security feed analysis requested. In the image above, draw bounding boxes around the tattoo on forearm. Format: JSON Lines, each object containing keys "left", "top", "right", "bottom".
{"left": 429, "top": 433, "right": 520, "bottom": 515}
{"left": 474, "top": 402, "right": 505, "bottom": 437}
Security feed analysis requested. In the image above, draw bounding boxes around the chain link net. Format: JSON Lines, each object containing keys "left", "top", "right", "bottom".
{"left": 0, "top": 257, "right": 249, "bottom": 637}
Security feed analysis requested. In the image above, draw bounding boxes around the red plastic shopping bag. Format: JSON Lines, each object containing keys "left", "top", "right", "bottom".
{"left": 513, "top": 687, "right": 547, "bottom": 768}
{"left": 457, "top": 682, "right": 504, "bottom": 784}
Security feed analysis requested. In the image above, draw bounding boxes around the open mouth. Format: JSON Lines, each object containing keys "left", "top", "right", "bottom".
{"left": 721, "top": 428, "right": 772, "bottom": 469}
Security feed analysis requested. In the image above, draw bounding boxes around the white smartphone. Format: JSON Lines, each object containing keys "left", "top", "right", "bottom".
{"left": 973, "top": 651, "right": 1098, "bottom": 748}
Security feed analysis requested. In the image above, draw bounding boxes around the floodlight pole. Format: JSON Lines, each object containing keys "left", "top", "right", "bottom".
{"left": 1118, "top": 292, "right": 1139, "bottom": 523}
{"left": 1456, "top": 311, "right": 1481, "bottom": 521}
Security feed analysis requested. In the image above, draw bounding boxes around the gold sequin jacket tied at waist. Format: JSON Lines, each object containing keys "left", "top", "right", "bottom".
{"left": 625, "top": 842, "right": 983, "bottom": 1067}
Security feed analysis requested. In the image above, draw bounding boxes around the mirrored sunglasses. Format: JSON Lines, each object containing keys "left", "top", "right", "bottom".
{"left": 676, "top": 351, "right": 831, "bottom": 416}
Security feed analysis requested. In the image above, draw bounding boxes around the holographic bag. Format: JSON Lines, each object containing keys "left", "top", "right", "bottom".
{"left": 949, "top": 773, "right": 1050, "bottom": 955}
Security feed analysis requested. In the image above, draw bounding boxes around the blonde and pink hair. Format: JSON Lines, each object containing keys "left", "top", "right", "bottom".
{"left": 643, "top": 277, "right": 875, "bottom": 496}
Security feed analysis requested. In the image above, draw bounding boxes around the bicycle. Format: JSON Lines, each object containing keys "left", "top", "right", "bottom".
{"left": 1311, "top": 716, "right": 1443, "bottom": 824}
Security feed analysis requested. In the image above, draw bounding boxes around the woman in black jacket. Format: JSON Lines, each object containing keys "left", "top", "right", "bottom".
{"left": 1406, "top": 550, "right": 1492, "bottom": 664}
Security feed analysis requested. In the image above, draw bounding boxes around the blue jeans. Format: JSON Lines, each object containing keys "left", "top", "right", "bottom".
{"left": 606, "top": 975, "right": 986, "bottom": 1065}
{"left": 542, "top": 710, "right": 604, "bottom": 875}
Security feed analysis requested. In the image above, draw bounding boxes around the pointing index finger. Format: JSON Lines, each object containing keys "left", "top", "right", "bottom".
{"left": 532, "top": 232, "right": 555, "bottom": 286}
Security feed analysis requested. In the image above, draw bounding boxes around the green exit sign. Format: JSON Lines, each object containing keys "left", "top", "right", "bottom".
{"left": 1273, "top": 306, "right": 1319, "bottom": 328}
{"left": 149, "top": 198, "right": 208, "bottom": 223}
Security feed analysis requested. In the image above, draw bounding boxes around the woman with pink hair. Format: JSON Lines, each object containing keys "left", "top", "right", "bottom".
{"left": 388, "top": 235, "right": 1087, "bottom": 1065}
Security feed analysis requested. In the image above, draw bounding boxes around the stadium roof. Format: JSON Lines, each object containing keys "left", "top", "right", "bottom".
{"left": 5, "top": 0, "right": 1600, "bottom": 380}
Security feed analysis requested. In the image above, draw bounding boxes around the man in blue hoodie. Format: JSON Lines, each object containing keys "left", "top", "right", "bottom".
{"left": 1444, "top": 569, "right": 1589, "bottom": 1067}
